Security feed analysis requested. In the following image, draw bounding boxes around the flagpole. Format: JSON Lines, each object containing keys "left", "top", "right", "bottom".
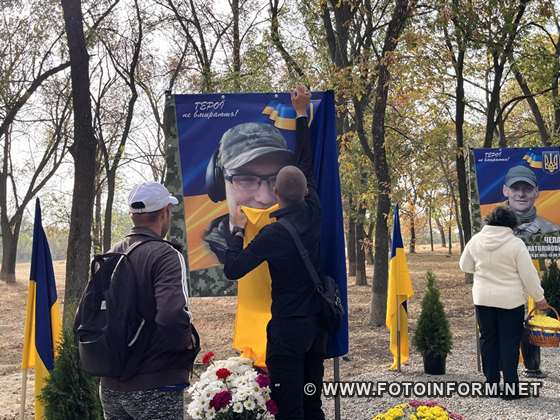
{"left": 20, "top": 368, "right": 28, "bottom": 420}
{"left": 396, "top": 294, "right": 401, "bottom": 372}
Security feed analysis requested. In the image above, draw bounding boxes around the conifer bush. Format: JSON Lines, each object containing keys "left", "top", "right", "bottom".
{"left": 41, "top": 329, "right": 103, "bottom": 420}
{"left": 413, "top": 271, "right": 452, "bottom": 356}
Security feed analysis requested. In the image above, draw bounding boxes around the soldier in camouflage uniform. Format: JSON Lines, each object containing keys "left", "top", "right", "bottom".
{"left": 204, "top": 123, "right": 293, "bottom": 263}
{"left": 502, "top": 165, "right": 560, "bottom": 238}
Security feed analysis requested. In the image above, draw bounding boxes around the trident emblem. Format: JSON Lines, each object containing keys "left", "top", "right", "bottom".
{"left": 543, "top": 151, "right": 560, "bottom": 174}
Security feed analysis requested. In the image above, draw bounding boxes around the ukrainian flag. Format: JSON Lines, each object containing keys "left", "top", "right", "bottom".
{"left": 386, "top": 205, "right": 414, "bottom": 370}
{"left": 261, "top": 100, "right": 314, "bottom": 131}
{"left": 21, "top": 199, "right": 62, "bottom": 419}
{"left": 523, "top": 151, "right": 543, "bottom": 169}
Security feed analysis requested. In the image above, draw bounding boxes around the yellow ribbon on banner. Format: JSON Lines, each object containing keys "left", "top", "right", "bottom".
{"left": 233, "top": 204, "right": 279, "bottom": 367}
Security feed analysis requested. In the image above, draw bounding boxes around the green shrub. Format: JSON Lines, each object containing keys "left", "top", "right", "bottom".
{"left": 413, "top": 271, "right": 452, "bottom": 356}
{"left": 41, "top": 329, "right": 103, "bottom": 420}
{"left": 543, "top": 259, "right": 560, "bottom": 315}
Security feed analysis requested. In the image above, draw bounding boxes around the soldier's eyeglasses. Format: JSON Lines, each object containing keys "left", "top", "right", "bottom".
{"left": 224, "top": 173, "right": 277, "bottom": 192}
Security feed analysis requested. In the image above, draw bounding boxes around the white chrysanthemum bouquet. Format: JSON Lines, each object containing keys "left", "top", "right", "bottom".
{"left": 187, "top": 352, "right": 278, "bottom": 420}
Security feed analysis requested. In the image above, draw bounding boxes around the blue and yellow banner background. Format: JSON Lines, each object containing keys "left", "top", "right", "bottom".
{"left": 173, "top": 91, "right": 349, "bottom": 358}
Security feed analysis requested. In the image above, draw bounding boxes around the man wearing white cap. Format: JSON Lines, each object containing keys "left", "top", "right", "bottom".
{"left": 99, "top": 181, "right": 198, "bottom": 420}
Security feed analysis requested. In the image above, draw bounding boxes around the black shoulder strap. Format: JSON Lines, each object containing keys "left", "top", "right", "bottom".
{"left": 278, "top": 218, "right": 323, "bottom": 290}
{"left": 124, "top": 238, "right": 165, "bottom": 256}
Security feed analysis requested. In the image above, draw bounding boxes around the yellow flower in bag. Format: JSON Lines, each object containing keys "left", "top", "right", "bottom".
{"left": 528, "top": 314, "right": 560, "bottom": 332}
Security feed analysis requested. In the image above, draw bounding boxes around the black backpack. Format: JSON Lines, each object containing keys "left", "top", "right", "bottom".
{"left": 74, "top": 239, "right": 163, "bottom": 380}
{"left": 278, "top": 218, "right": 344, "bottom": 334}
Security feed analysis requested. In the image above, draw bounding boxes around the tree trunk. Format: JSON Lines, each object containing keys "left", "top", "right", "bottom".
{"left": 454, "top": 48, "right": 472, "bottom": 246}
{"left": 231, "top": 0, "right": 241, "bottom": 91}
{"left": 454, "top": 198, "right": 465, "bottom": 251}
{"left": 497, "top": 96, "right": 507, "bottom": 148}
{"left": 0, "top": 224, "right": 19, "bottom": 283}
{"left": 428, "top": 205, "right": 434, "bottom": 252}
{"left": 355, "top": 205, "right": 367, "bottom": 286}
{"left": 93, "top": 184, "right": 102, "bottom": 254}
{"left": 449, "top": 183, "right": 464, "bottom": 251}
{"left": 0, "top": 130, "right": 14, "bottom": 282}
{"left": 436, "top": 217, "right": 446, "bottom": 248}
{"left": 347, "top": 197, "right": 357, "bottom": 276}
{"left": 409, "top": 211, "right": 416, "bottom": 254}
{"left": 366, "top": 215, "right": 375, "bottom": 265}
{"left": 368, "top": 0, "right": 412, "bottom": 327}
{"left": 61, "top": 0, "right": 98, "bottom": 326}
{"left": 103, "top": 170, "right": 116, "bottom": 252}
{"left": 511, "top": 63, "right": 550, "bottom": 146}
{"left": 484, "top": 55, "right": 503, "bottom": 148}
{"left": 448, "top": 221, "right": 452, "bottom": 255}
{"left": 270, "top": 0, "right": 308, "bottom": 82}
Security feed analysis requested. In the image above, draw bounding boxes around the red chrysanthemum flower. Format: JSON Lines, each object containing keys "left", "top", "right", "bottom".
{"left": 216, "top": 368, "right": 231, "bottom": 380}
{"left": 209, "top": 390, "right": 232, "bottom": 411}
{"left": 255, "top": 373, "right": 270, "bottom": 388}
{"left": 266, "top": 399, "right": 278, "bottom": 415}
{"left": 202, "top": 351, "right": 215, "bottom": 365}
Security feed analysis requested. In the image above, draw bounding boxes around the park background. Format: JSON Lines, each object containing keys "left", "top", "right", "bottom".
{"left": 1, "top": 0, "right": 560, "bottom": 418}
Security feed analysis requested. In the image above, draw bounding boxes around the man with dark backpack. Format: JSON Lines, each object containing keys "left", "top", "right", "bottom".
{"left": 223, "top": 86, "right": 338, "bottom": 420}
{"left": 74, "top": 181, "right": 199, "bottom": 420}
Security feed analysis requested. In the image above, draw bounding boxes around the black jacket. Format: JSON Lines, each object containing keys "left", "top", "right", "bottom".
{"left": 223, "top": 117, "right": 322, "bottom": 320}
{"left": 101, "top": 227, "right": 198, "bottom": 391}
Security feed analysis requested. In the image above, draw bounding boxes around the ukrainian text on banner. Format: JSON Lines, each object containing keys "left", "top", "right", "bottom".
{"left": 174, "top": 91, "right": 349, "bottom": 358}
{"left": 472, "top": 147, "right": 560, "bottom": 258}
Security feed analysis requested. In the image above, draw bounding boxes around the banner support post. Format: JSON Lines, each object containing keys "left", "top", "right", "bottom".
{"left": 20, "top": 368, "right": 27, "bottom": 420}
{"left": 333, "top": 357, "right": 341, "bottom": 420}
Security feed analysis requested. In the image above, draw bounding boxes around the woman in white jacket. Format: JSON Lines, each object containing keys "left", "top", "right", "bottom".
{"left": 459, "top": 206, "right": 548, "bottom": 399}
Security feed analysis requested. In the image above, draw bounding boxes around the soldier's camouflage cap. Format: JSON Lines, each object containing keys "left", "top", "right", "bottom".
{"left": 218, "top": 122, "right": 293, "bottom": 170}
{"left": 504, "top": 165, "right": 537, "bottom": 188}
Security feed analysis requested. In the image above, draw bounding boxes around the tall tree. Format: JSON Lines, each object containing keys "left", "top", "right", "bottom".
{"left": 97, "top": 0, "right": 144, "bottom": 251}
{"left": 162, "top": 0, "right": 231, "bottom": 92}
{"left": 480, "top": 0, "right": 529, "bottom": 147}
{"left": 0, "top": 94, "right": 70, "bottom": 282}
{"left": 61, "top": 0, "right": 98, "bottom": 324}
{"left": 0, "top": 1, "right": 70, "bottom": 281}
{"left": 439, "top": 0, "right": 474, "bottom": 247}
{"left": 367, "top": 0, "right": 415, "bottom": 326}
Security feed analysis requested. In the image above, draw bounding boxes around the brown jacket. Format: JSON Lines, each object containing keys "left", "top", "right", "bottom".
{"left": 101, "top": 226, "right": 197, "bottom": 391}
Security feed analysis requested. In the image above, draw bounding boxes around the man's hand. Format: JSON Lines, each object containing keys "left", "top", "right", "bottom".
{"left": 231, "top": 206, "right": 247, "bottom": 229}
{"left": 535, "top": 298, "right": 549, "bottom": 311}
{"left": 291, "top": 85, "right": 310, "bottom": 118}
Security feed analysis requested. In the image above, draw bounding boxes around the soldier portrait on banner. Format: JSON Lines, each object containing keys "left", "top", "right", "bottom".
{"left": 473, "top": 147, "right": 560, "bottom": 259}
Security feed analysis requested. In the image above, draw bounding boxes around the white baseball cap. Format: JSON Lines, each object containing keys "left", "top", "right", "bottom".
{"left": 128, "top": 182, "right": 179, "bottom": 213}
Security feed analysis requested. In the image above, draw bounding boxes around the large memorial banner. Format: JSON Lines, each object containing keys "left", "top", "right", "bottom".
{"left": 174, "top": 91, "right": 349, "bottom": 359}
{"left": 472, "top": 147, "right": 560, "bottom": 258}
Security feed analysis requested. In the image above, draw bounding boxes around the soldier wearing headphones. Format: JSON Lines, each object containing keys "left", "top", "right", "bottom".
{"left": 204, "top": 123, "right": 294, "bottom": 263}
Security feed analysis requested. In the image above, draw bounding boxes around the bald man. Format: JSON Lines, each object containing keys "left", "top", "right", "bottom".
{"left": 223, "top": 86, "right": 327, "bottom": 420}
